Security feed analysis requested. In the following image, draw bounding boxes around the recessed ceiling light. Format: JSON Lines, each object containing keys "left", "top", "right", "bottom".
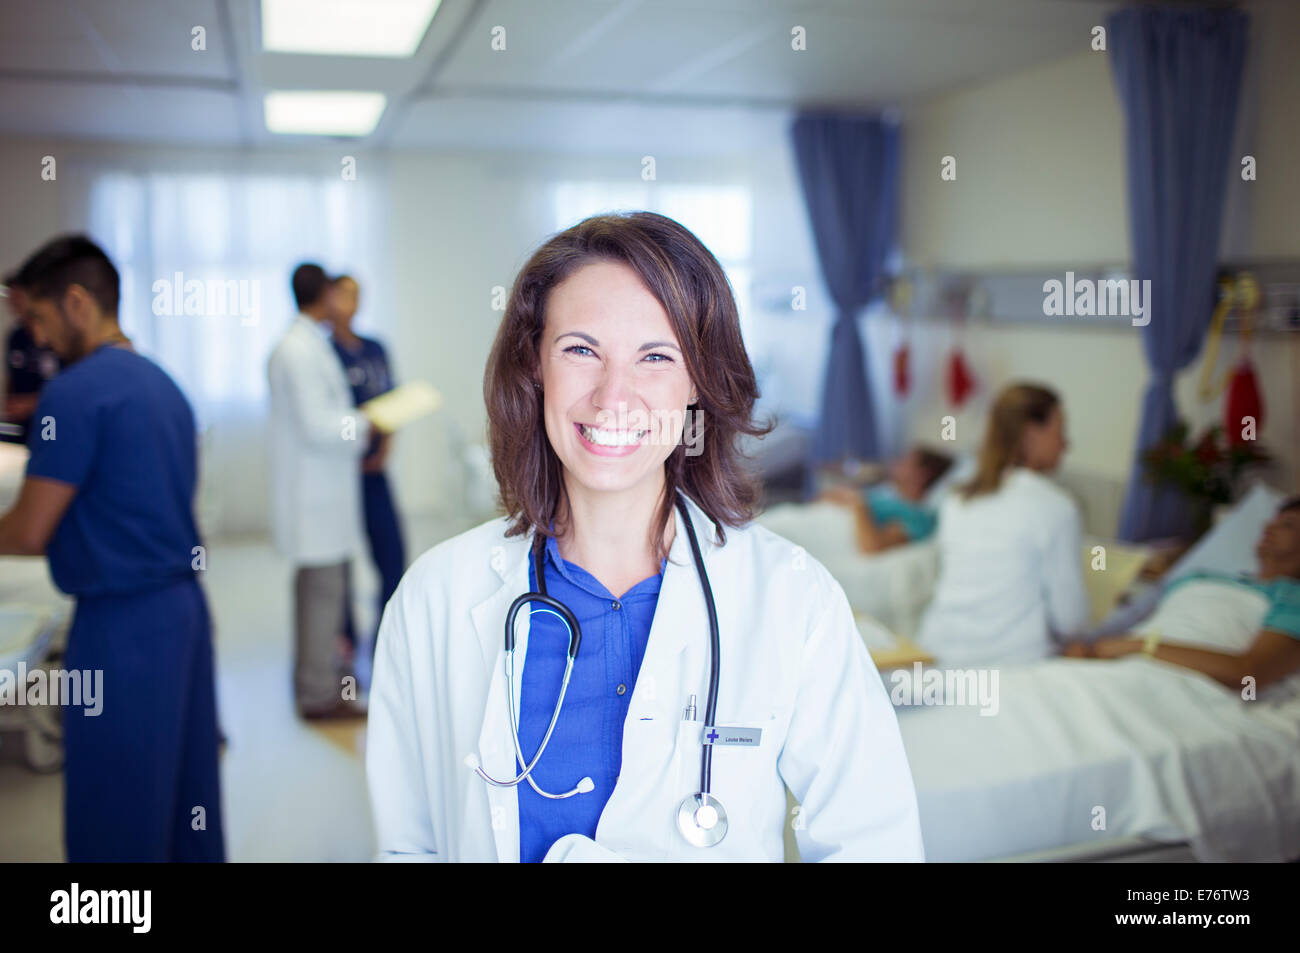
{"left": 264, "top": 91, "right": 388, "bottom": 136}
{"left": 261, "top": 0, "right": 441, "bottom": 57}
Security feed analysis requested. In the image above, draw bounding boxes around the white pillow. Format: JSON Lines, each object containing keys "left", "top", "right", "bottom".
{"left": 1089, "top": 482, "right": 1289, "bottom": 636}
{"left": 1167, "top": 482, "right": 1288, "bottom": 582}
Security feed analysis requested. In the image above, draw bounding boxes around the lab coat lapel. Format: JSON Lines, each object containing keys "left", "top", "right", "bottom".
{"left": 637, "top": 494, "right": 713, "bottom": 668}
{"left": 470, "top": 526, "right": 533, "bottom": 671}
{"left": 597, "top": 493, "right": 719, "bottom": 853}
{"left": 469, "top": 526, "right": 534, "bottom": 863}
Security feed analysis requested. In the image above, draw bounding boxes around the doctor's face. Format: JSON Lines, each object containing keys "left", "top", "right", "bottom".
{"left": 538, "top": 260, "right": 697, "bottom": 502}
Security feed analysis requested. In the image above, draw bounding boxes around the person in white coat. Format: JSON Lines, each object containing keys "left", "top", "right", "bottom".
{"left": 366, "top": 212, "right": 924, "bottom": 862}
{"left": 267, "top": 263, "right": 370, "bottom": 719}
{"left": 915, "top": 383, "right": 1089, "bottom": 668}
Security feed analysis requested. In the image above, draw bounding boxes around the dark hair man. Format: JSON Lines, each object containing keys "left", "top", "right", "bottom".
{"left": 0, "top": 234, "right": 225, "bottom": 861}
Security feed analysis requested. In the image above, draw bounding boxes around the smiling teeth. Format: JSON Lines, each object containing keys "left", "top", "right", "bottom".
{"left": 582, "top": 425, "right": 647, "bottom": 447}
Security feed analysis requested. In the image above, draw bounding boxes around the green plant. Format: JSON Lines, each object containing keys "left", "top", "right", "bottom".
{"left": 1142, "top": 421, "right": 1270, "bottom": 508}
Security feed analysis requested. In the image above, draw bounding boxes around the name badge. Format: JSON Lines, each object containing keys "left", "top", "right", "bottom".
{"left": 700, "top": 725, "right": 762, "bottom": 747}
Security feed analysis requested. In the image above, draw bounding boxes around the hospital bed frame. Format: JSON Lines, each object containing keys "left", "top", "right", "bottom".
{"left": 993, "top": 836, "right": 1199, "bottom": 863}
{"left": 781, "top": 787, "right": 1198, "bottom": 862}
{"left": 0, "top": 538, "right": 71, "bottom": 774}
{"left": 0, "top": 607, "right": 65, "bottom": 773}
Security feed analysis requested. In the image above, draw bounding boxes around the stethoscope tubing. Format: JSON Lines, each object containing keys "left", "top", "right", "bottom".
{"left": 673, "top": 493, "right": 721, "bottom": 798}
{"left": 477, "top": 491, "right": 721, "bottom": 807}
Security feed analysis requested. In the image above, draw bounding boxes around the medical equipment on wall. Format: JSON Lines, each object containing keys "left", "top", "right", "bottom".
{"left": 1196, "top": 272, "right": 1266, "bottom": 445}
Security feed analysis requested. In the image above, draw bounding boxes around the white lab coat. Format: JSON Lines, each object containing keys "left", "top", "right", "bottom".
{"left": 916, "top": 467, "right": 1089, "bottom": 668}
{"left": 266, "top": 314, "right": 369, "bottom": 565}
{"left": 366, "top": 490, "right": 925, "bottom": 862}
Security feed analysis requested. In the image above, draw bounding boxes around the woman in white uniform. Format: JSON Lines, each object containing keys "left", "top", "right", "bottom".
{"left": 365, "top": 212, "right": 924, "bottom": 862}
{"left": 915, "top": 383, "right": 1089, "bottom": 668}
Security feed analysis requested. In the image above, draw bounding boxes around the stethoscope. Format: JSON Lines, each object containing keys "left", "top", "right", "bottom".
{"left": 473, "top": 492, "right": 728, "bottom": 847}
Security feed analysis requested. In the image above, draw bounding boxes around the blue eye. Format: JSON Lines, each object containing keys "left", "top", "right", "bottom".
{"left": 644, "top": 353, "right": 673, "bottom": 363}
{"left": 564, "top": 344, "right": 594, "bottom": 357}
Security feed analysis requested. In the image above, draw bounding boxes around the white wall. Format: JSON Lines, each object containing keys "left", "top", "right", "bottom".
{"left": 0, "top": 140, "right": 62, "bottom": 282}
{"left": 901, "top": 50, "right": 1128, "bottom": 270}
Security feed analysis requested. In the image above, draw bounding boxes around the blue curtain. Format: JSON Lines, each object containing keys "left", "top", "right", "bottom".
{"left": 1110, "top": 6, "right": 1249, "bottom": 541}
{"left": 790, "top": 112, "right": 900, "bottom": 472}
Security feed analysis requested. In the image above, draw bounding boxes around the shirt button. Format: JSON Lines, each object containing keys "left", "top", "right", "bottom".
{"left": 616, "top": 683, "right": 627, "bottom": 695}
{"left": 611, "top": 600, "right": 621, "bottom": 610}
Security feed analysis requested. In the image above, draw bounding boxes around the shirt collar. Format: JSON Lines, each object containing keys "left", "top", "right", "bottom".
{"left": 539, "top": 520, "right": 666, "bottom": 599}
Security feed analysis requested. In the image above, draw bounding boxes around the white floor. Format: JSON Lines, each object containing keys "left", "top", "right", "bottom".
{"left": 0, "top": 512, "right": 473, "bottom": 862}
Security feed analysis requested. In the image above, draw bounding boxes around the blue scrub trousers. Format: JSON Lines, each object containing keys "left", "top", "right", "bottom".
{"left": 344, "top": 470, "right": 406, "bottom": 659}
{"left": 62, "top": 576, "right": 226, "bottom": 862}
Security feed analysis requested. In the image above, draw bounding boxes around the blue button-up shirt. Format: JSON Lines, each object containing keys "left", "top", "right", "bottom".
{"left": 516, "top": 532, "right": 666, "bottom": 862}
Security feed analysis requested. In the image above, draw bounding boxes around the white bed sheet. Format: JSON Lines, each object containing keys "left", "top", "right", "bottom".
{"left": 897, "top": 656, "right": 1300, "bottom": 862}
{"left": 0, "top": 556, "right": 70, "bottom": 660}
{"left": 0, "top": 442, "right": 27, "bottom": 510}
{"left": 0, "top": 556, "right": 65, "bottom": 607}
{"left": 756, "top": 501, "right": 938, "bottom": 638}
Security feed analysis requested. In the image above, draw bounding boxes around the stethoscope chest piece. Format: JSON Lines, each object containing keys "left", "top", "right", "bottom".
{"left": 676, "top": 792, "right": 728, "bottom": 847}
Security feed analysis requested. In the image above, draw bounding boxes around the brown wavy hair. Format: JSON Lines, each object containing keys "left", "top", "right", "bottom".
{"left": 960, "top": 382, "right": 1061, "bottom": 500}
{"left": 483, "top": 211, "right": 774, "bottom": 563}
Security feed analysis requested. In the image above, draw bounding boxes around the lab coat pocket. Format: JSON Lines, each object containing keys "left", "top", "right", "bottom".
{"left": 674, "top": 719, "right": 707, "bottom": 797}
{"left": 676, "top": 716, "right": 783, "bottom": 843}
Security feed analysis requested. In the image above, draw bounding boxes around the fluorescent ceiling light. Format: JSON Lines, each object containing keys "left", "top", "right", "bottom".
{"left": 261, "top": 0, "right": 440, "bottom": 57}
{"left": 264, "top": 91, "right": 388, "bottom": 136}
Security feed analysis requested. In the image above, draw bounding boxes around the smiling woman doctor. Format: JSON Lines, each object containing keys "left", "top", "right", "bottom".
{"left": 365, "top": 212, "right": 924, "bottom": 862}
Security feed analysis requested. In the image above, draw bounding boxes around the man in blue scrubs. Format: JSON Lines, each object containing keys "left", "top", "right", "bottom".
{"left": 0, "top": 235, "right": 225, "bottom": 862}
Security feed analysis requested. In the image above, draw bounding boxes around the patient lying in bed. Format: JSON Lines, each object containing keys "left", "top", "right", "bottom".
{"left": 817, "top": 446, "right": 953, "bottom": 553}
{"left": 1064, "top": 496, "right": 1300, "bottom": 694}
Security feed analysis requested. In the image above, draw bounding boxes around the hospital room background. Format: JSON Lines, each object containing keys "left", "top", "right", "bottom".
{"left": 1, "top": 0, "right": 1299, "bottom": 864}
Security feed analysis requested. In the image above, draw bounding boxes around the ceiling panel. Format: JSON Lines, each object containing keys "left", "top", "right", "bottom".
{"left": 396, "top": 93, "right": 791, "bottom": 154}
{"left": 0, "top": 0, "right": 1133, "bottom": 152}
{"left": 677, "top": 8, "right": 1104, "bottom": 105}
{"left": 0, "top": 0, "right": 234, "bottom": 80}
{"left": 433, "top": 1, "right": 779, "bottom": 94}
{"left": 0, "top": 82, "right": 244, "bottom": 144}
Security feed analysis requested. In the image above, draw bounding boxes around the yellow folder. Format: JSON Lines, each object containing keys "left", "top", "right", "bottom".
{"left": 360, "top": 381, "right": 443, "bottom": 434}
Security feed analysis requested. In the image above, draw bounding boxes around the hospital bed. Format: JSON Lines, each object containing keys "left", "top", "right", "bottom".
{"left": 900, "top": 652, "right": 1300, "bottom": 862}
{"left": 768, "top": 479, "right": 1300, "bottom": 862}
{"left": 0, "top": 603, "right": 64, "bottom": 772}
{"left": 754, "top": 458, "right": 965, "bottom": 638}
{"left": 903, "top": 484, "right": 1300, "bottom": 862}
{"left": 0, "top": 442, "right": 71, "bottom": 773}
{"left": 758, "top": 500, "right": 939, "bottom": 637}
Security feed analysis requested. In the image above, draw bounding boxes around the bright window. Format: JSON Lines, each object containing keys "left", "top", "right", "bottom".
{"left": 87, "top": 169, "right": 389, "bottom": 429}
